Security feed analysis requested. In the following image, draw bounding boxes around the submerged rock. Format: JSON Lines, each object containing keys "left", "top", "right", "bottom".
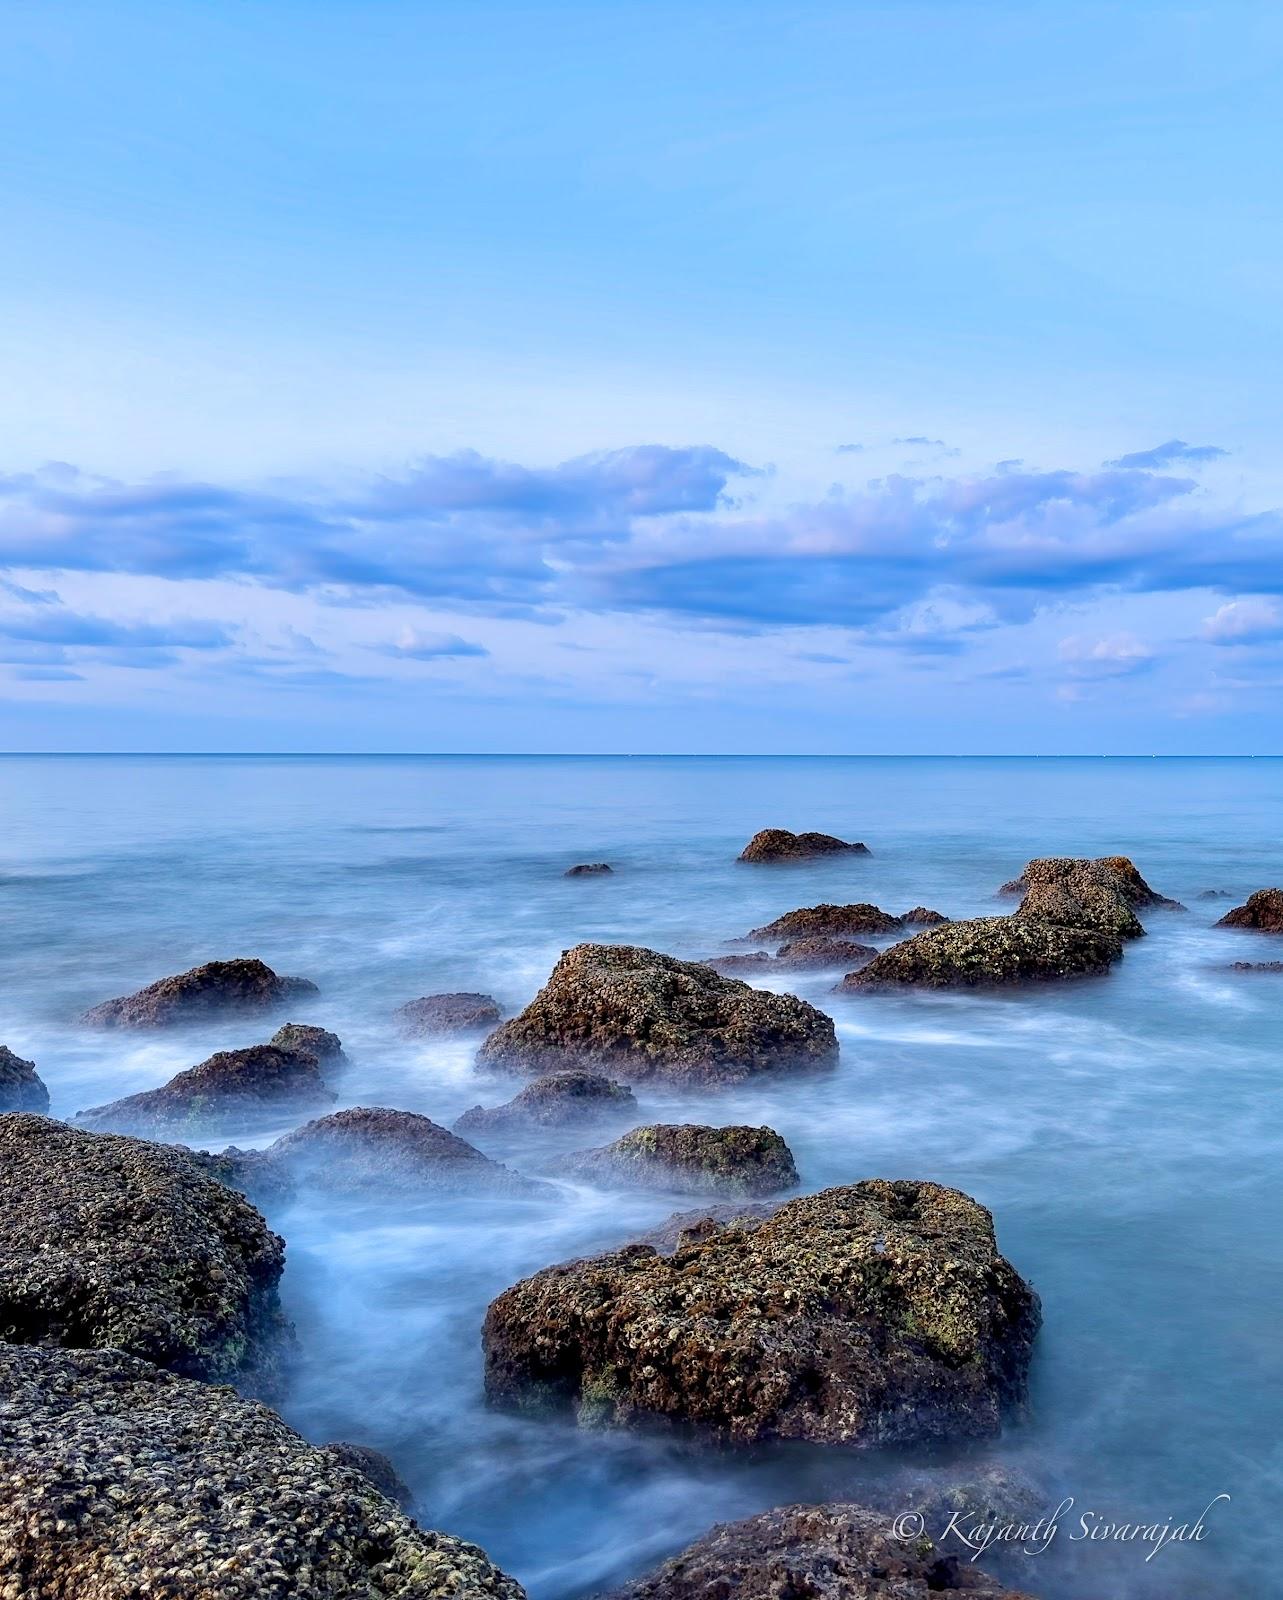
{"left": 748, "top": 903, "right": 907, "bottom": 940}
{"left": 564, "top": 1124, "right": 798, "bottom": 1198}
{"left": 454, "top": 1070, "right": 638, "bottom": 1138}
{"left": 602, "top": 1502, "right": 1036, "bottom": 1600}
{"left": 708, "top": 937, "right": 878, "bottom": 976}
{"left": 484, "top": 1180, "right": 1039, "bottom": 1447}
{"left": 739, "top": 829, "right": 870, "bottom": 862}
{"left": 1217, "top": 888, "right": 1283, "bottom": 933}
{"left": 0, "top": 1115, "right": 288, "bottom": 1389}
{"left": 321, "top": 1441, "right": 414, "bottom": 1511}
{"left": 1228, "top": 961, "right": 1283, "bottom": 973}
{"left": 1013, "top": 859, "right": 1145, "bottom": 940}
{"left": 74, "top": 1043, "right": 335, "bottom": 1137}
{"left": 0, "top": 1046, "right": 48, "bottom": 1113}
{"left": 565, "top": 862, "right": 613, "bottom": 876}
{"left": 396, "top": 991, "right": 504, "bottom": 1036}
{"left": 1197, "top": 888, "right": 1234, "bottom": 901}
{"left": 269, "top": 1021, "right": 345, "bottom": 1061}
{"left": 82, "top": 957, "right": 317, "bottom": 1028}
{"left": 845, "top": 916, "right": 1122, "bottom": 990}
{"left": 476, "top": 944, "right": 838, "bottom": 1087}
{"left": 0, "top": 1344, "right": 525, "bottom": 1600}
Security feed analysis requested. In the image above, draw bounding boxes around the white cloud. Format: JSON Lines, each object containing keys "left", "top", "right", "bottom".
{"left": 1202, "top": 598, "right": 1283, "bottom": 645}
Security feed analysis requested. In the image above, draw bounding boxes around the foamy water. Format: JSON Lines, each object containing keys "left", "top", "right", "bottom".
{"left": 2, "top": 755, "right": 1280, "bottom": 1598}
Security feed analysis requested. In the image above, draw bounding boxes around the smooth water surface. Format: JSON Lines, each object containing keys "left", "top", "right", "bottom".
{"left": 1, "top": 755, "right": 1279, "bottom": 1599}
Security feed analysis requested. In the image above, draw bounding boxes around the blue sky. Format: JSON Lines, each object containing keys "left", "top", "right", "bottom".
{"left": 3, "top": 1, "right": 1282, "bottom": 751}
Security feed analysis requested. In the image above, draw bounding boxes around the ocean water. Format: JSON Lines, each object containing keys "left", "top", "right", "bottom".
{"left": 1, "top": 754, "right": 1279, "bottom": 1599}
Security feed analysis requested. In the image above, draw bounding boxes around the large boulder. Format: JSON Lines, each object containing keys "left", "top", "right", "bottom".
{"left": 844, "top": 917, "right": 1122, "bottom": 990}
{"left": 74, "top": 1044, "right": 335, "bottom": 1137}
{"left": 0, "top": 1115, "right": 288, "bottom": 1389}
{"left": 739, "top": 829, "right": 869, "bottom": 862}
{"left": 602, "top": 1502, "right": 1036, "bottom": 1600}
{"left": 0, "top": 1046, "right": 48, "bottom": 1113}
{"left": 82, "top": 957, "right": 317, "bottom": 1028}
{"left": 484, "top": 1181, "right": 1039, "bottom": 1446}
{"left": 1217, "top": 888, "right": 1283, "bottom": 932}
{"left": 748, "top": 903, "right": 911, "bottom": 940}
{"left": 1012, "top": 859, "right": 1145, "bottom": 939}
{"left": 454, "top": 1070, "right": 638, "bottom": 1139}
{"left": 269, "top": 1021, "right": 345, "bottom": 1062}
{"left": 0, "top": 1344, "right": 524, "bottom": 1600}
{"left": 395, "top": 992, "right": 504, "bottom": 1037}
{"left": 563, "top": 1124, "right": 798, "bottom": 1198}
{"left": 476, "top": 944, "right": 838, "bottom": 1087}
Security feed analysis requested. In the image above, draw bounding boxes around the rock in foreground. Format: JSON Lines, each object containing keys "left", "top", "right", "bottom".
{"left": 74, "top": 1044, "right": 335, "bottom": 1137}
{"left": 396, "top": 992, "right": 504, "bottom": 1036}
{"left": 476, "top": 944, "right": 838, "bottom": 1087}
{"left": 564, "top": 1124, "right": 798, "bottom": 1198}
{"left": 739, "top": 829, "right": 869, "bottom": 862}
{"left": 0, "top": 1115, "right": 288, "bottom": 1388}
{"left": 845, "top": 917, "right": 1122, "bottom": 990}
{"left": 0, "top": 1344, "right": 525, "bottom": 1600}
{"left": 484, "top": 1180, "right": 1039, "bottom": 1446}
{"left": 0, "top": 1046, "right": 48, "bottom": 1113}
{"left": 1013, "top": 858, "right": 1145, "bottom": 940}
{"left": 454, "top": 1070, "right": 638, "bottom": 1138}
{"left": 1217, "top": 888, "right": 1283, "bottom": 933}
{"left": 603, "top": 1502, "right": 1036, "bottom": 1600}
{"left": 82, "top": 957, "right": 317, "bottom": 1028}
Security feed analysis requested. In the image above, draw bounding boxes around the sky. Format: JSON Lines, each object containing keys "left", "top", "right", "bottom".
{"left": 2, "top": 0, "right": 1282, "bottom": 753}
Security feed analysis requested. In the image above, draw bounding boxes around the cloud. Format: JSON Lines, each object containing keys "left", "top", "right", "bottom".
{"left": 0, "top": 609, "right": 231, "bottom": 650}
{"left": 834, "top": 443, "right": 864, "bottom": 455}
{"left": 379, "top": 627, "right": 489, "bottom": 660}
{"left": 1058, "top": 632, "right": 1155, "bottom": 679}
{"left": 10, "top": 665, "right": 84, "bottom": 682}
{"left": 1202, "top": 597, "right": 1283, "bottom": 645}
{"left": 1106, "top": 440, "right": 1228, "bottom": 469}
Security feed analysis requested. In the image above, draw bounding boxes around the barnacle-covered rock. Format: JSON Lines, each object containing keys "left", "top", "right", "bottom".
{"left": 269, "top": 1022, "right": 345, "bottom": 1062}
{"left": 454, "top": 1070, "right": 638, "bottom": 1139}
{"left": 1012, "top": 859, "right": 1146, "bottom": 939}
{"left": 395, "top": 992, "right": 504, "bottom": 1037}
{"left": 82, "top": 957, "right": 317, "bottom": 1028}
{"left": 1217, "top": 887, "right": 1283, "bottom": 933}
{"left": 564, "top": 1124, "right": 798, "bottom": 1198}
{"left": 748, "top": 903, "right": 906, "bottom": 941}
{"left": 844, "top": 917, "right": 1122, "bottom": 990}
{"left": 0, "top": 1046, "right": 48, "bottom": 1113}
{"left": 738, "top": 829, "right": 870, "bottom": 862}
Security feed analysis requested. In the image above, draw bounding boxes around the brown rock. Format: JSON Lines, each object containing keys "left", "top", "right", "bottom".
{"left": 739, "top": 829, "right": 870, "bottom": 862}
{"left": 843, "top": 917, "right": 1122, "bottom": 991}
{"left": 1217, "top": 888, "right": 1283, "bottom": 932}
{"left": 396, "top": 992, "right": 504, "bottom": 1037}
{"left": 82, "top": 957, "right": 317, "bottom": 1028}
{"left": 1013, "top": 859, "right": 1145, "bottom": 939}
{"left": 269, "top": 1021, "right": 345, "bottom": 1061}
{"left": 563, "top": 1124, "right": 798, "bottom": 1198}
{"left": 454, "top": 1070, "right": 638, "bottom": 1138}
{"left": 748, "top": 903, "right": 904, "bottom": 940}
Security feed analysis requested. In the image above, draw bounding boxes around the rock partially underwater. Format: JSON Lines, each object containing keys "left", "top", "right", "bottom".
{"left": 739, "top": 829, "right": 870, "bottom": 862}
{"left": 563, "top": 1124, "right": 798, "bottom": 1198}
{"left": 1217, "top": 888, "right": 1283, "bottom": 933}
{"left": 845, "top": 916, "right": 1122, "bottom": 990}
{"left": 747, "top": 903, "right": 945, "bottom": 941}
{"left": 454, "top": 1070, "right": 638, "bottom": 1138}
{"left": 82, "top": 957, "right": 317, "bottom": 1028}
{"left": 395, "top": 992, "right": 504, "bottom": 1036}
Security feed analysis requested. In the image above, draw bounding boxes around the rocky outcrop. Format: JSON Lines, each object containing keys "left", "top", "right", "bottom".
{"left": 0, "top": 1344, "right": 525, "bottom": 1600}
{"left": 1012, "top": 859, "right": 1145, "bottom": 939}
{"left": 748, "top": 903, "right": 917, "bottom": 940}
{"left": 484, "top": 1180, "right": 1039, "bottom": 1446}
{"left": 269, "top": 1021, "right": 345, "bottom": 1061}
{"left": 565, "top": 862, "right": 613, "bottom": 876}
{"left": 82, "top": 957, "right": 317, "bottom": 1028}
{"left": 739, "top": 829, "right": 870, "bottom": 862}
{"left": 709, "top": 937, "right": 878, "bottom": 975}
{"left": 1217, "top": 888, "right": 1283, "bottom": 932}
{"left": 0, "top": 1046, "right": 48, "bottom": 1113}
{"left": 0, "top": 1115, "right": 288, "bottom": 1389}
{"left": 321, "top": 1441, "right": 414, "bottom": 1511}
{"left": 395, "top": 992, "right": 504, "bottom": 1036}
{"left": 476, "top": 944, "right": 838, "bottom": 1087}
{"left": 602, "top": 1502, "right": 1036, "bottom": 1600}
{"left": 454, "top": 1070, "right": 638, "bottom": 1138}
{"left": 564, "top": 1124, "right": 798, "bottom": 1198}
{"left": 845, "top": 917, "right": 1122, "bottom": 990}
{"left": 74, "top": 1044, "right": 335, "bottom": 1137}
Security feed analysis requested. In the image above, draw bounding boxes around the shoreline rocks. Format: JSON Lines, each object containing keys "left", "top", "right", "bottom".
{"left": 0, "top": 1344, "right": 525, "bottom": 1600}
{"left": 0, "top": 1115, "right": 289, "bottom": 1390}
{"left": 82, "top": 957, "right": 317, "bottom": 1028}
{"left": 1217, "top": 888, "right": 1283, "bottom": 933}
{"left": 0, "top": 1046, "right": 48, "bottom": 1113}
{"left": 396, "top": 992, "right": 504, "bottom": 1037}
{"left": 845, "top": 916, "right": 1123, "bottom": 990}
{"left": 739, "top": 829, "right": 870, "bottom": 862}
{"left": 563, "top": 1124, "right": 798, "bottom": 1198}
{"left": 484, "top": 1180, "right": 1039, "bottom": 1447}
{"left": 476, "top": 944, "right": 838, "bottom": 1087}
{"left": 454, "top": 1070, "right": 638, "bottom": 1138}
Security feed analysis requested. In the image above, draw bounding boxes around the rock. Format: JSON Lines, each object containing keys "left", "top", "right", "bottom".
{"left": 564, "top": 1124, "right": 798, "bottom": 1198}
{"left": 846, "top": 916, "right": 1123, "bottom": 990}
{"left": 601, "top": 1502, "right": 1036, "bottom": 1600}
{"left": 748, "top": 903, "right": 906, "bottom": 940}
{"left": 263, "top": 1107, "right": 544, "bottom": 1197}
{"left": 703, "top": 950, "right": 778, "bottom": 973}
{"left": 484, "top": 1180, "right": 1039, "bottom": 1446}
{"left": 739, "top": 829, "right": 870, "bottom": 862}
{"left": 454, "top": 1070, "right": 638, "bottom": 1138}
{"left": 0, "top": 1046, "right": 48, "bottom": 1113}
{"left": 476, "top": 944, "right": 838, "bottom": 1087}
{"left": 565, "top": 862, "right": 613, "bottom": 876}
{"left": 1217, "top": 888, "right": 1283, "bottom": 932}
{"left": 82, "top": 957, "right": 317, "bottom": 1028}
{"left": 867, "top": 1462, "right": 1049, "bottom": 1555}
{"left": 1228, "top": 961, "right": 1283, "bottom": 973}
{"left": 902, "top": 906, "right": 950, "bottom": 925}
{"left": 321, "top": 1441, "right": 414, "bottom": 1511}
{"left": 776, "top": 936, "right": 880, "bottom": 968}
{"left": 1000, "top": 856, "right": 1181, "bottom": 911}
{"left": 632, "top": 1202, "right": 781, "bottom": 1255}
{"left": 0, "top": 1344, "right": 525, "bottom": 1600}
{"left": 0, "top": 1114, "right": 288, "bottom": 1389}
{"left": 1197, "top": 888, "right": 1234, "bottom": 901}
{"left": 74, "top": 1043, "right": 335, "bottom": 1137}
{"left": 269, "top": 1021, "right": 345, "bottom": 1061}
{"left": 396, "top": 991, "right": 504, "bottom": 1037}
{"left": 1013, "top": 859, "right": 1145, "bottom": 940}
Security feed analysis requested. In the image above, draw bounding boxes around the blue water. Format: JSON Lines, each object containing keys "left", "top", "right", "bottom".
{"left": 1, "top": 755, "right": 1279, "bottom": 1599}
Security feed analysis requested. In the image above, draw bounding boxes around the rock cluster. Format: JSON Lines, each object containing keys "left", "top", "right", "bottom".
{"left": 396, "top": 992, "right": 504, "bottom": 1036}
{"left": 564, "top": 1124, "right": 798, "bottom": 1198}
{"left": 0, "top": 1046, "right": 48, "bottom": 1113}
{"left": 476, "top": 944, "right": 838, "bottom": 1087}
{"left": 454, "top": 1070, "right": 638, "bottom": 1138}
{"left": 739, "top": 829, "right": 869, "bottom": 862}
{"left": 845, "top": 917, "right": 1122, "bottom": 990}
{"left": 0, "top": 1344, "right": 526, "bottom": 1600}
{"left": 1217, "top": 888, "right": 1283, "bottom": 932}
{"left": 0, "top": 1114, "right": 288, "bottom": 1389}
{"left": 82, "top": 957, "right": 318, "bottom": 1028}
{"left": 484, "top": 1180, "right": 1039, "bottom": 1446}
